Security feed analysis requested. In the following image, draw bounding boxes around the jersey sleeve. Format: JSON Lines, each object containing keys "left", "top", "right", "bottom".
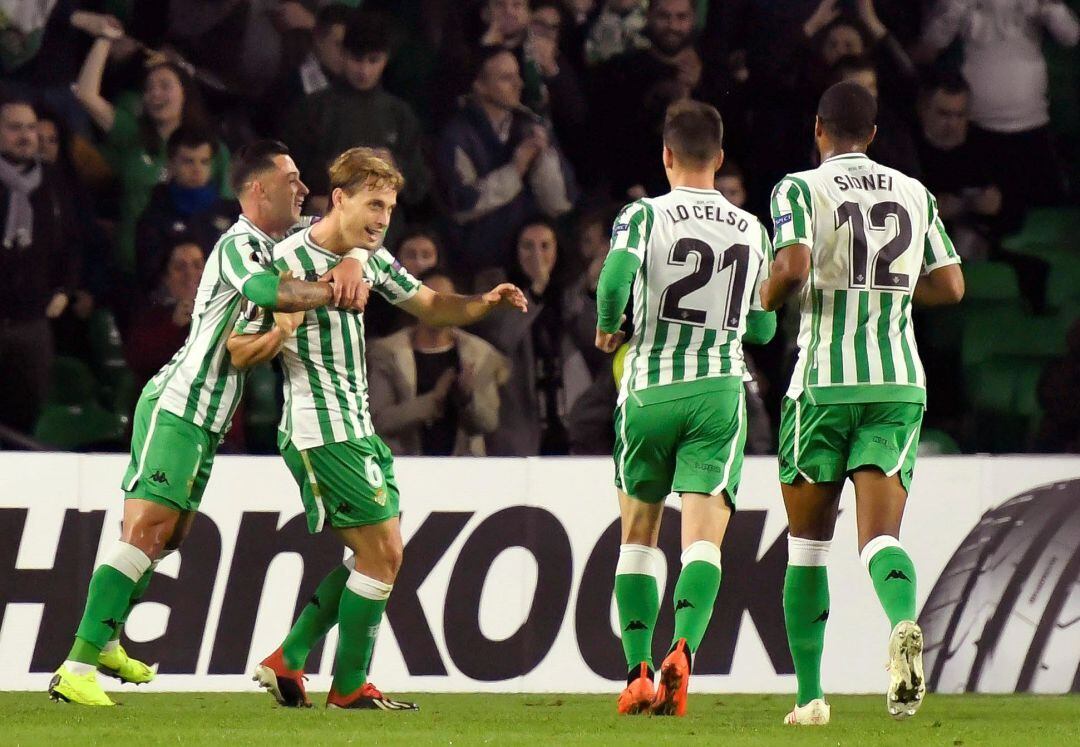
{"left": 368, "top": 248, "right": 421, "bottom": 305}
{"left": 750, "top": 222, "right": 774, "bottom": 312}
{"left": 220, "top": 235, "right": 274, "bottom": 297}
{"left": 609, "top": 200, "right": 652, "bottom": 259}
{"left": 921, "top": 189, "right": 962, "bottom": 274}
{"left": 770, "top": 176, "right": 814, "bottom": 250}
{"left": 233, "top": 298, "right": 273, "bottom": 335}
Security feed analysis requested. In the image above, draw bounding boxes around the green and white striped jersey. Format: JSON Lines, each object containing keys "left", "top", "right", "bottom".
{"left": 148, "top": 215, "right": 283, "bottom": 433}
{"left": 240, "top": 227, "right": 421, "bottom": 450}
{"left": 770, "top": 153, "right": 961, "bottom": 405}
{"left": 611, "top": 187, "right": 772, "bottom": 405}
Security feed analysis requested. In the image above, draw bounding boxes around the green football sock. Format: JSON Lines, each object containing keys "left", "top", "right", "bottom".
{"left": 784, "top": 536, "right": 832, "bottom": 707}
{"left": 863, "top": 538, "right": 917, "bottom": 628}
{"left": 282, "top": 563, "right": 350, "bottom": 670}
{"left": 111, "top": 552, "right": 170, "bottom": 644}
{"left": 333, "top": 571, "right": 391, "bottom": 695}
{"left": 68, "top": 542, "right": 152, "bottom": 665}
{"left": 615, "top": 544, "right": 662, "bottom": 673}
{"left": 671, "top": 541, "right": 723, "bottom": 653}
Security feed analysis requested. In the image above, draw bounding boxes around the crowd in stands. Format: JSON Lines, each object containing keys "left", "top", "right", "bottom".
{"left": 1, "top": 0, "right": 1078, "bottom": 455}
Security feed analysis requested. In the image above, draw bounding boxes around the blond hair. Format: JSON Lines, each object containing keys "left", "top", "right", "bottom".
{"left": 327, "top": 147, "right": 405, "bottom": 194}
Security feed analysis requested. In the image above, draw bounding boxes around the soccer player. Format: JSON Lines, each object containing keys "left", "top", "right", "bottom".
{"left": 48, "top": 141, "right": 368, "bottom": 707}
{"left": 595, "top": 100, "right": 776, "bottom": 717}
{"left": 760, "top": 81, "right": 965, "bottom": 726}
{"left": 228, "top": 148, "right": 527, "bottom": 711}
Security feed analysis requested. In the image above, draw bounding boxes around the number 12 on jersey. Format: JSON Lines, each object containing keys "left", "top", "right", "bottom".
{"left": 659, "top": 238, "right": 749, "bottom": 331}
{"left": 834, "top": 200, "right": 913, "bottom": 291}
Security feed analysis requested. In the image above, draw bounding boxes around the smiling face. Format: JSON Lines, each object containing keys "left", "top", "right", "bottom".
{"left": 335, "top": 181, "right": 398, "bottom": 250}
{"left": 647, "top": 0, "right": 694, "bottom": 56}
{"left": 143, "top": 66, "right": 185, "bottom": 125}
{"left": 517, "top": 222, "right": 558, "bottom": 282}
{"left": 164, "top": 242, "right": 205, "bottom": 302}
{"left": 254, "top": 154, "right": 308, "bottom": 232}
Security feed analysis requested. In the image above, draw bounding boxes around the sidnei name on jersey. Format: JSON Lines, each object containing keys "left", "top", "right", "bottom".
{"left": 833, "top": 173, "right": 896, "bottom": 192}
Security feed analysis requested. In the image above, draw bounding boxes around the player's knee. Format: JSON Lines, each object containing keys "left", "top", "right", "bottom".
{"left": 379, "top": 536, "right": 403, "bottom": 581}
{"left": 121, "top": 517, "right": 174, "bottom": 559}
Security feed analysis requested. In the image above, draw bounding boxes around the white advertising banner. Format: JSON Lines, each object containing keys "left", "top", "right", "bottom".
{"left": 1, "top": 454, "right": 1078, "bottom": 694}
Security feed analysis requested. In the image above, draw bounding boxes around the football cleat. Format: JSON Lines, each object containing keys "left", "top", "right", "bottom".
{"left": 253, "top": 647, "right": 311, "bottom": 708}
{"left": 784, "top": 698, "right": 830, "bottom": 725}
{"left": 650, "top": 638, "right": 690, "bottom": 716}
{"left": 326, "top": 682, "right": 419, "bottom": 711}
{"left": 886, "top": 620, "right": 926, "bottom": 719}
{"left": 98, "top": 644, "right": 156, "bottom": 685}
{"left": 617, "top": 662, "right": 655, "bottom": 715}
{"left": 48, "top": 665, "right": 115, "bottom": 706}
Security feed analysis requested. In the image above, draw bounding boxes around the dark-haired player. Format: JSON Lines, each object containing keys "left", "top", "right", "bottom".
{"left": 760, "top": 81, "right": 965, "bottom": 725}
{"left": 48, "top": 141, "right": 367, "bottom": 706}
{"left": 595, "top": 99, "right": 776, "bottom": 717}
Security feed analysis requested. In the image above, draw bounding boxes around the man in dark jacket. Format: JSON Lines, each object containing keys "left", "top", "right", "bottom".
{"left": 134, "top": 126, "right": 237, "bottom": 290}
{"left": 436, "top": 46, "right": 577, "bottom": 273}
{"left": 0, "top": 97, "right": 78, "bottom": 434}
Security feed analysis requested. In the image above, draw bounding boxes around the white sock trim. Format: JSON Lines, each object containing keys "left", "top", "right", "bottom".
{"left": 103, "top": 542, "right": 152, "bottom": 583}
{"left": 343, "top": 553, "right": 356, "bottom": 570}
{"left": 101, "top": 640, "right": 119, "bottom": 654}
{"left": 64, "top": 660, "right": 96, "bottom": 676}
{"left": 616, "top": 544, "right": 659, "bottom": 576}
{"left": 681, "top": 540, "right": 722, "bottom": 569}
{"left": 346, "top": 569, "right": 393, "bottom": 601}
{"left": 860, "top": 535, "right": 903, "bottom": 570}
{"left": 788, "top": 536, "right": 831, "bottom": 567}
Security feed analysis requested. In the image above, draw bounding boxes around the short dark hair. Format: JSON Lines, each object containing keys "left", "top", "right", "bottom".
{"left": 716, "top": 159, "right": 743, "bottom": 180}
{"left": 0, "top": 93, "right": 36, "bottom": 116}
{"left": 817, "top": 80, "right": 877, "bottom": 142}
{"left": 663, "top": 99, "right": 724, "bottom": 165}
{"left": 921, "top": 69, "right": 970, "bottom": 99}
{"left": 343, "top": 11, "right": 392, "bottom": 59}
{"left": 470, "top": 44, "right": 515, "bottom": 85}
{"left": 166, "top": 125, "right": 218, "bottom": 160}
{"left": 396, "top": 225, "right": 443, "bottom": 253}
{"left": 315, "top": 3, "right": 352, "bottom": 34}
{"left": 230, "top": 139, "right": 290, "bottom": 195}
{"left": 416, "top": 267, "right": 455, "bottom": 289}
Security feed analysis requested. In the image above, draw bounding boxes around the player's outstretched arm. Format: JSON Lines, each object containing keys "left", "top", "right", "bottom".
{"left": 759, "top": 244, "right": 810, "bottom": 311}
{"left": 240, "top": 271, "right": 342, "bottom": 313}
{"left": 913, "top": 264, "right": 965, "bottom": 307}
{"left": 226, "top": 310, "right": 304, "bottom": 370}
{"left": 399, "top": 283, "right": 528, "bottom": 327}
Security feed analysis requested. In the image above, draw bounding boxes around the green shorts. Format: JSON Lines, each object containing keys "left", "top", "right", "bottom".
{"left": 121, "top": 393, "right": 221, "bottom": 512}
{"left": 613, "top": 385, "right": 747, "bottom": 505}
{"left": 778, "top": 395, "right": 923, "bottom": 492}
{"left": 281, "top": 435, "right": 401, "bottom": 534}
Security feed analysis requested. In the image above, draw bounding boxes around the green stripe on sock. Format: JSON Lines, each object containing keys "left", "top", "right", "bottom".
{"left": 283, "top": 564, "right": 350, "bottom": 671}
{"left": 333, "top": 587, "right": 388, "bottom": 694}
{"left": 671, "top": 560, "right": 721, "bottom": 653}
{"left": 783, "top": 565, "right": 829, "bottom": 707}
{"left": 615, "top": 573, "right": 659, "bottom": 670}
{"left": 868, "top": 546, "right": 917, "bottom": 628}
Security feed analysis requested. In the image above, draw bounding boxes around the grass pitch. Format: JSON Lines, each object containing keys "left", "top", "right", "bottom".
{"left": 4, "top": 692, "right": 1078, "bottom": 746}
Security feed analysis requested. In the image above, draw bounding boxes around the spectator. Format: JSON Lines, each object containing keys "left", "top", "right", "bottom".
{"left": 134, "top": 126, "right": 238, "bottom": 291}
{"left": 72, "top": 27, "right": 231, "bottom": 276}
{"left": 365, "top": 226, "right": 446, "bottom": 340}
{"left": 0, "top": 97, "right": 78, "bottom": 434}
{"left": 475, "top": 217, "right": 593, "bottom": 455}
{"left": 914, "top": 74, "right": 1002, "bottom": 259}
{"left": 917, "top": 0, "right": 1079, "bottom": 223}
{"left": 282, "top": 10, "right": 430, "bottom": 233}
{"left": 368, "top": 270, "right": 510, "bottom": 456}
{"left": 714, "top": 159, "right": 747, "bottom": 207}
{"left": 436, "top": 45, "right": 577, "bottom": 272}
{"left": 290, "top": 3, "right": 352, "bottom": 99}
{"left": 123, "top": 238, "right": 205, "bottom": 393}
{"left": 527, "top": 2, "right": 590, "bottom": 171}
{"left": 590, "top": 0, "right": 727, "bottom": 198}
{"left": 830, "top": 55, "right": 919, "bottom": 176}
{"left": 564, "top": 205, "right": 612, "bottom": 376}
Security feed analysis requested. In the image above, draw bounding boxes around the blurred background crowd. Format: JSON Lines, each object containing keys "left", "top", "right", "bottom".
{"left": 1, "top": 0, "right": 1078, "bottom": 456}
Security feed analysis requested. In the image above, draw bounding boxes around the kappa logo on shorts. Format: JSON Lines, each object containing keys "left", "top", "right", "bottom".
{"left": 149, "top": 470, "right": 170, "bottom": 486}
{"left": 694, "top": 462, "right": 723, "bottom": 473}
{"left": 872, "top": 436, "right": 896, "bottom": 451}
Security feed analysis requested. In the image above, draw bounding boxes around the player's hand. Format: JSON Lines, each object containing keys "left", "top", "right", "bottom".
{"left": 482, "top": 283, "right": 529, "bottom": 312}
{"left": 595, "top": 315, "right": 626, "bottom": 353}
{"left": 320, "top": 259, "right": 370, "bottom": 311}
{"left": 273, "top": 309, "right": 305, "bottom": 336}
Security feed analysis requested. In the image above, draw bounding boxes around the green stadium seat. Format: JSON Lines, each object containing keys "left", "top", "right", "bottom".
{"left": 1001, "top": 207, "right": 1080, "bottom": 254}
{"left": 87, "top": 309, "right": 137, "bottom": 416}
{"left": 36, "top": 356, "right": 126, "bottom": 450}
{"left": 962, "top": 262, "right": 1021, "bottom": 304}
{"left": 47, "top": 356, "right": 99, "bottom": 406}
{"left": 918, "top": 428, "right": 961, "bottom": 456}
{"left": 962, "top": 308, "right": 1069, "bottom": 373}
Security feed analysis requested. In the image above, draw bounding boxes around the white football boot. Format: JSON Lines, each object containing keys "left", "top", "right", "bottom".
{"left": 783, "top": 698, "right": 830, "bottom": 725}
{"left": 886, "top": 620, "right": 926, "bottom": 719}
